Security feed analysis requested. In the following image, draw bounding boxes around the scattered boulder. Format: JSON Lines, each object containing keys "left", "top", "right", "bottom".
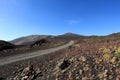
{"left": 59, "top": 59, "right": 70, "bottom": 70}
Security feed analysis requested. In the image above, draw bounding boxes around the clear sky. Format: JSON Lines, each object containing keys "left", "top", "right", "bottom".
{"left": 0, "top": 0, "right": 120, "bottom": 40}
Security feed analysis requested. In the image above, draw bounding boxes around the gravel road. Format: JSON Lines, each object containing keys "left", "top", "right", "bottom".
{"left": 0, "top": 41, "right": 74, "bottom": 66}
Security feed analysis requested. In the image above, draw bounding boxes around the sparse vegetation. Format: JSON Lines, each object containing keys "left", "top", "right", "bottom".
{"left": 115, "top": 52, "right": 120, "bottom": 58}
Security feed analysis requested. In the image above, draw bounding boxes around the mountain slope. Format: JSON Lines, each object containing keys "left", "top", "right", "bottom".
{"left": 10, "top": 33, "right": 84, "bottom": 46}
{"left": 10, "top": 32, "right": 120, "bottom": 46}
{"left": 10, "top": 35, "right": 52, "bottom": 46}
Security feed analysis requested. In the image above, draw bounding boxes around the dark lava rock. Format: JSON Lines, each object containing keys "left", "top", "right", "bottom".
{"left": 11, "top": 65, "right": 41, "bottom": 80}
{"left": 59, "top": 59, "right": 70, "bottom": 70}
{"left": 0, "top": 77, "right": 5, "bottom": 80}
{"left": 0, "top": 40, "right": 15, "bottom": 51}
{"left": 30, "top": 39, "right": 48, "bottom": 47}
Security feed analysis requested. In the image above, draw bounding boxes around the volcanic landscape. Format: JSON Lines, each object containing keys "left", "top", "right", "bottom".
{"left": 0, "top": 32, "right": 120, "bottom": 80}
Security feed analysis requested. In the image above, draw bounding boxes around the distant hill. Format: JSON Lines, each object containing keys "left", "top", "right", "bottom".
{"left": 0, "top": 40, "right": 15, "bottom": 51}
{"left": 10, "top": 35, "right": 52, "bottom": 46}
{"left": 10, "top": 32, "right": 120, "bottom": 46}
{"left": 107, "top": 32, "right": 120, "bottom": 37}
{"left": 56, "top": 32, "right": 85, "bottom": 39}
{"left": 10, "top": 33, "right": 85, "bottom": 46}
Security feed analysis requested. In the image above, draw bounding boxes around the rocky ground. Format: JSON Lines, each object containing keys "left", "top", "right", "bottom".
{"left": 0, "top": 40, "right": 120, "bottom": 80}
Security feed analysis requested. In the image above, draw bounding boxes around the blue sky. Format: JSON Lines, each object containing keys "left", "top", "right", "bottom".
{"left": 0, "top": 0, "right": 120, "bottom": 40}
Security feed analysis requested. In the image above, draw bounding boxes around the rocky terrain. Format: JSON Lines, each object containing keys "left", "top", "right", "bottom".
{"left": 1, "top": 40, "right": 120, "bottom": 80}
{"left": 1, "top": 32, "right": 120, "bottom": 80}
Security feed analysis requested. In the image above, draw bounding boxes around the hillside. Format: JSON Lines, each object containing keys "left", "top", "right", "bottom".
{"left": 10, "top": 35, "right": 52, "bottom": 46}
{"left": 0, "top": 40, "right": 15, "bottom": 51}
{"left": 10, "top": 33, "right": 84, "bottom": 46}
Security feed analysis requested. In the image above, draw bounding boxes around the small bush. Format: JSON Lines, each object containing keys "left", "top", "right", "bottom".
{"left": 115, "top": 52, "right": 120, "bottom": 58}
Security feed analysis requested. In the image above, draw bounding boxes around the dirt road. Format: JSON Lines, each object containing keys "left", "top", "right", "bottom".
{"left": 0, "top": 41, "right": 74, "bottom": 66}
